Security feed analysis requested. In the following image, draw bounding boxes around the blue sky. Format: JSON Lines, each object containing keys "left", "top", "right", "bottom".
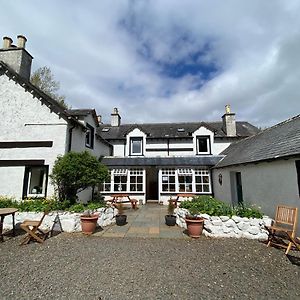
{"left": 1, "top": 0, "right": 300, "bottom": 127}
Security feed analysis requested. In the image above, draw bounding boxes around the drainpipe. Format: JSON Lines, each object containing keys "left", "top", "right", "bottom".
{"left": 167, "top": 138, "right": 170, "bottom": 156}
{"left": 68, "top": 124, "right": 76, "bottom": 152}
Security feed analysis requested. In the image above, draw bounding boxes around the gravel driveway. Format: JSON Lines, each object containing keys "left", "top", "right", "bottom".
{"left": 0, "top": 233, "right": 299, "bottom": 300}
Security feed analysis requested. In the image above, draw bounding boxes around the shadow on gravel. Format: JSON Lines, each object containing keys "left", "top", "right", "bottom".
{"left": 286, "top": 254, "right": 300, "bottom": 266}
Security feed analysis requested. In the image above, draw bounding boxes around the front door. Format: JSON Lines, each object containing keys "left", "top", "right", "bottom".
{"left": 236, "top": 172, "right": 243, "bottom": 205}
{"left": 146, "top": 167, "right": 158, "bottom": 201}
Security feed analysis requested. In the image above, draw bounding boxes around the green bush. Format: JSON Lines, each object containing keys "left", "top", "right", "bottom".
{"left": 179, "top": 196, "right": 263, "bottom": 218}
{"left": 233, "top": 204, "right": 263, "bottom": 218}
{"left": 0, "top": 196, "right": 19, "bottom": 208}
{"left": 51, "top": 151, "right": 108, "bottom": 204}
{"left": 67, "top": 203, "right": 86, "bottom": 212}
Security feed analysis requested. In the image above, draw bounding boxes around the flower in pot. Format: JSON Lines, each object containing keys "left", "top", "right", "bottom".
{"left": 80, "top": 210, "right": 99, "bottom": 235}
{"left": 185, "top": 206, "right": 204, "bottom": 238}
{"left": 165, "top": 200, "right": 176, "bottom": 226}
{"left": 115, "top": 203, "right": 127, "bottom": 226}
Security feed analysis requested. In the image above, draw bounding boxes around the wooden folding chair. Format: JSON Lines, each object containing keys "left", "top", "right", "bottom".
{"left": 20, "top": 212, "right": 49, "bottom": 245}
{"left": 287, "top": 233, "right": 300, "bottom": 252}
{"left": 265, "top": 205, "right": 298, "bottom": 255}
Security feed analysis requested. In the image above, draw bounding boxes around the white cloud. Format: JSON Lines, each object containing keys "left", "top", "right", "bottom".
{"left": 1, "top": 0, "right": 300, "bottom": 127}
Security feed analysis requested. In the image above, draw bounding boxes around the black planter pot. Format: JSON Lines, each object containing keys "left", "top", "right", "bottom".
{"left": 116, "top": 214, "right": 127, "bottom": 226}
{"left": 165, "top": 215, "right": 176, "bottom": 226}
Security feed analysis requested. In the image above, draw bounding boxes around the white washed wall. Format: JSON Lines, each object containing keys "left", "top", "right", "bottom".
{"left": 213, "top": 159, "right": 300, "bottom": 234}
{"left": 0, "top": 75, "right": 68, "bottom": 199}
{"left": 125, "top": 128, "right": 147, "bottom": 156}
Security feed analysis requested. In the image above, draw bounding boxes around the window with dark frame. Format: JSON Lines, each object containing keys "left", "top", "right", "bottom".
{"left": 85, "top": 123, "right": 94, "bottom": 149}
{"left": 197, "top": 136, "right": 210, "bottom": 154}
{"left": 23, "top": 166, "right": 48, "bottom": 198}
{"left": 130, "top": 137, "right": 143, "bottom": 155}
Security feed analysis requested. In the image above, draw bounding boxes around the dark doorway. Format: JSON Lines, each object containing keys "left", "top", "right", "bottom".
{"left": 236, "top": 172, "right": 243, "bottom": 204}
{"left": 146, "top": 167, "right": 158, "bottom": 201}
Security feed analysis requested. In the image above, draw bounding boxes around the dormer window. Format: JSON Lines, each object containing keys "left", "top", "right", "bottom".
{"left": 130, "top": 137, "right": 143, "bottom": 155}
{"left": 85, "top": 123, "right": 94, "bottom": 149}
{"left": 197, "top": 136, "right": 210, "bottom": 154}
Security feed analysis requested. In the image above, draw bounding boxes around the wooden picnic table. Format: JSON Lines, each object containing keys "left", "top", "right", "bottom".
{"left": 0, "top": 208, "right": 18, "bottom": 242}
{"left": 107, "top": 194, "right": 138, "bottom": 210}
{"left": 168, "top": 193, "right": 196, "bottom": 207}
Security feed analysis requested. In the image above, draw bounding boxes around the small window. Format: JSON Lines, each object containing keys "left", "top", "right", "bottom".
{"left": 85, "top": 124, "right": 95, "bottom": 149}
{"left": 23, "top": 166, "right": 48, "bottom": 198}
{"left": 197, "top": 136, "right": 210, "bottom": 154}
{"left": 130, "top": 137, "right": 143, "bottom": 155}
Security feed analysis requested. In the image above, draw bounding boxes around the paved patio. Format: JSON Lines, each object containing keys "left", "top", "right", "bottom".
{"left": 95, "top": 203, "right": 189, "bottom": 239}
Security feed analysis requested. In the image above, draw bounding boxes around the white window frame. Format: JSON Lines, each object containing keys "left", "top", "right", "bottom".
{"left": 101, "top": 168, "right": 145, "bottom": 193}
{"left": 159, "top": 168, "right": 211, "bottom": 194}
{"left": 25, "top": 166, "right": 48, "bottom": 198}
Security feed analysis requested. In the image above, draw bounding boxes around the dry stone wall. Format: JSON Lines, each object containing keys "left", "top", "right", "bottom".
{"left": 3, "top": 207, "right": 117, "bottom": 232}
{"left": 176, "top": 208, "right": 272, "bottom": 240}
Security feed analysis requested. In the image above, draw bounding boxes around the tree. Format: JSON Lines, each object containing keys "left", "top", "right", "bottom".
{"left": 50, "top": 151, "right": 109, "bottom": 204}
{"left": 30, "top": 66, "right": 68, "bottom": 109}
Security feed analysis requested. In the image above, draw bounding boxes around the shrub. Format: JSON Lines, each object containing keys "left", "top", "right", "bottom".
{"left": 233, "top": 204, "right": 263, "bottom": 218}
{"left": 180, "top": 196, "right": 233, "bottom": 216}
{"left": 67, "top": 203, "right": 85, "bottom": 212}
{"left": 180, "top": 196, "right": 263, "bottom": 218}
{"left": 51, "top": 151, "right": 109, "bottom": 204}
{"left": 0, "top": 196, "right": 18, "bottom": 208}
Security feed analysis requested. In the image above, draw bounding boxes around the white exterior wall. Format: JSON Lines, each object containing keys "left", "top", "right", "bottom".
{"left": 111, "top": 141, "right": 125, "bottom": 156}
{"left": 71, "top": 114, "right": 111, "bottom": 156}
{"left": 125, "top": 128, "right": 147, "bottom": 156}
{"left": 0, "top": 75, "right": 68, "bottom": 199}
{"left": 212, "top": 159, "right": 300, "bottom": 234}
{"left": 110, "top": 126, "right": 231, "bottom": 157}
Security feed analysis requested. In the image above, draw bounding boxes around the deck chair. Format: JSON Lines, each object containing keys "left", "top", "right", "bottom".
{"left": 265, "top": 205, "right": 298, "bottom": 255}
{"left": 287, "top": 233, "right": 300, "bottom": 252}
{"left": 20, "top": 212, "right": 49, "bottom": 245}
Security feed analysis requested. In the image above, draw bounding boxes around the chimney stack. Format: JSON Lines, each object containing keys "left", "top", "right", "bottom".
{"left": 2, "top": 36, "right": 13, "bottom": 49}
{"left": 17, "top": 35, "right": 27, "bottom": 48}
{"left": 222, "top": 104, "right": 236, "bottom": 136}
{"left": 97, "top": 115, "right": 102, "bottom": 124}
{"left": 111, "top": 107, "right": 121, "bottom": 127}
{"left": 0, "top": 35, "right": 33, "bottom": 81}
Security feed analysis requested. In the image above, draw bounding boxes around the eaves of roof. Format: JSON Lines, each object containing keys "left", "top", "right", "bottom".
{"left": 0, "top": 61, "right": 85, "bottom": 130}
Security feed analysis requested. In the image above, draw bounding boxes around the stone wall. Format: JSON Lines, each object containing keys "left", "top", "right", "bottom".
{"left": 176, "top": 208, "right": 272, "bottom": 240}
{"left": 3, "top": 207, "right": 117, "bottom": 233}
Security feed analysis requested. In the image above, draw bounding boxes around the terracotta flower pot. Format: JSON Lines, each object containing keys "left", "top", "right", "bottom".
{"left": 80, "top": 214, "right": 99, "bottom": 234}
{"left": 185, "top": 217, "right": 204, "bottom": 238}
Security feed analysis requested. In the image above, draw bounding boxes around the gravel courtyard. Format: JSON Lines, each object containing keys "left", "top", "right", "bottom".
{"left": 0, "top": 233, "right": 299, "bottom": 300}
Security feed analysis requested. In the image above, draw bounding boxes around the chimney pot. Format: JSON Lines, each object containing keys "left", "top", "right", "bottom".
{"left": 97, "top": 115, "right": 102, "bottom": 124}
{"left": 17, "top": 35, "right": 27, "bottom": 48}
{"left": 2, "top": 36, "right": 13, "bottom": 49}
{"left": 225, "top": 104, "right": 231, "bottom": 114}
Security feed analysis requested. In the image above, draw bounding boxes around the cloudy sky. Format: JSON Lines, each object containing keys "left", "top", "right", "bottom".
{"left": 1, "top": 0, "right": 300, "bottom": 127}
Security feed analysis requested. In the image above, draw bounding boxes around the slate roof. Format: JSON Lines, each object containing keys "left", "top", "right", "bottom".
{"left": 98, "top": 121, "right": 259, "bottom": 140}
{"left": 102, "top": 156, "right": 223, "bottom": 167}
{"left": 0, "top": 61, "right": 85, "bottom": 129}
{"left": 67, "top": 109, "right": 99, "bottom": 126}
{"left": 215, "top": 114, "right": 300, "bottom": 168}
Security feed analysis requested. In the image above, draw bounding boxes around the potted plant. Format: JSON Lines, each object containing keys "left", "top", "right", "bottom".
{"left": 165, "top": 200, "right": 176, "bottom": 226}
{"left": 184, "top": 206, "right": 204, "bottom": 238}
{"left": 80, "top": 210, "right": 99, "bottom": 235}
{"left": 115, "top": 203, "right": 127, "bottom": 226}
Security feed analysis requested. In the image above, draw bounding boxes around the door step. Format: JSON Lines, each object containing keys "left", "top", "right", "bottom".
{"left": 146, "top": 199, "right": 159, "bottom": 204}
